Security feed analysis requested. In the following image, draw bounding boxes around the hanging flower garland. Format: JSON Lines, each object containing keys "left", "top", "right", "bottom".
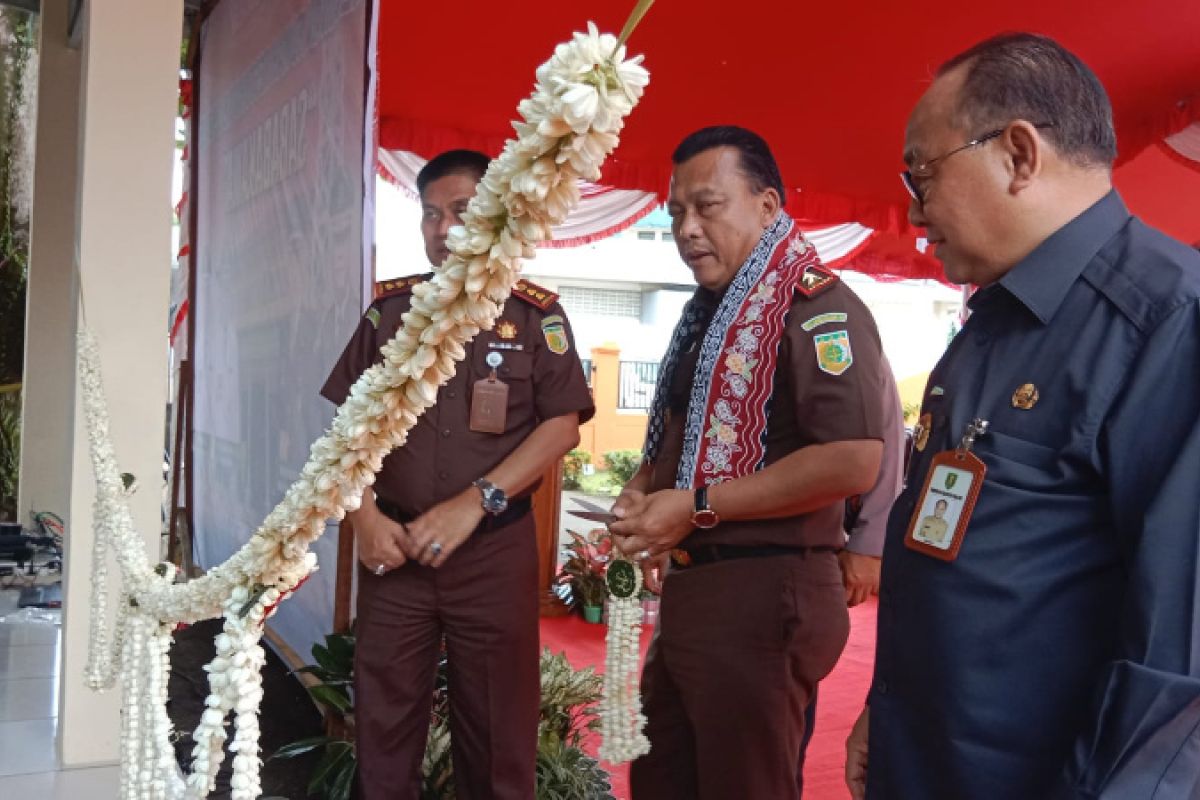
{"left": 598, "top": 556, "right": 651, "bottom": 762}
{"left": 80, "top": 13, "right": 652, "bottom": 799}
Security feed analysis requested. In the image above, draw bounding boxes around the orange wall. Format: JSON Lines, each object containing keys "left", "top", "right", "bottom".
{"left": 577, "top": 345, "right": 649, "bottom": 464}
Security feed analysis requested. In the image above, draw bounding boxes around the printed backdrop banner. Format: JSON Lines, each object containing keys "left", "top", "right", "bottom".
{"left": 193, "top": 0, "right": 371, "bottom": 662}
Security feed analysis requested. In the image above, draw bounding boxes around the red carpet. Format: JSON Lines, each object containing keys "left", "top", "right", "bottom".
{"left": 540, "top": 598, "right": 877, "bottom": 800}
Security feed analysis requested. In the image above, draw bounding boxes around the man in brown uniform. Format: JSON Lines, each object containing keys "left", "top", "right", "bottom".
{"left": 321, "top": 150, "right": 594, "bottom": 800}
{"left": 610, "top": 127, "right": 887, "bottom": 799}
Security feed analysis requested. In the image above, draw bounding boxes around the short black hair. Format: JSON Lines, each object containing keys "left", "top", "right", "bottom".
{"left": 672, "top": 126, "right": 786, "bottom": 205}
{"left": 939, "top": 33, "right": 1116, "bottom": 168}
{"left": 416, "top": 149, "right": 490, "bottom": 197}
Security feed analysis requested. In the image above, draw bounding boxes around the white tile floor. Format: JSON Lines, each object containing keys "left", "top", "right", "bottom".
{"left": 0, "top": 587, "right": 120, "bottom": 797}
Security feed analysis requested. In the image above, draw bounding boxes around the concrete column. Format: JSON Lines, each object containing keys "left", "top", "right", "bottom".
{"left": 18, "top": 0, "right": 80, "bottom": 534}
{"left": 56, "top": 0, "right": 183, "bottom": 767}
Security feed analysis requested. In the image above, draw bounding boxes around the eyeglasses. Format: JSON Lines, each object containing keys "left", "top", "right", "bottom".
{"left": 900, "top": 123, "right": 1055, "bottom": 205}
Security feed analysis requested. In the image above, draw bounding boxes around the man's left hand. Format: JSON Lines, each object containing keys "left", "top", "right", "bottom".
{"left": 610, "top": 489, "right": 694, "bottom": 561}
{"left": 839, "top": 550, "right": 881, "bottom": 607}
{"left": 405, "top": 488, "right": 486, "bottom": 568}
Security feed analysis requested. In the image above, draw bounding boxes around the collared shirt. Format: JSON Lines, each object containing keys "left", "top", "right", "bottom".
{"left": 649, "top": 278, "right": 888, "bottom": 549}
{"left": 869, "top": 192, "right": 1200, "bottom": 799}
{"left": 845, "top": 357, "right": 905, "bottom": 556}
{"left": 321, "top": 281, "right": 594, "bottom": 516}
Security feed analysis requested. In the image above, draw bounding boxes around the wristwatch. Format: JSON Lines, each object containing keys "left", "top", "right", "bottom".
{"left": 472, "top": 478, "right": 509, "bottom": 515}
{"left": 691, "top": 486, "right": 720, "bottom": 529}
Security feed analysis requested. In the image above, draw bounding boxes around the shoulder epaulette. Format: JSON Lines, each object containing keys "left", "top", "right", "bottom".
{"left": 374, "top": 273, "right": 431, "bottom": 301}
{"left": 511, "top": 279, "right": 559, "bottom": 311}
{"left": 794, "top": 264, "right": 839, "bottom": 299}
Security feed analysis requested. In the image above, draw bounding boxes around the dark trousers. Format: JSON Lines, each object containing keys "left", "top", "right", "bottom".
{"left": 354, "top": 514, "right": 539, "bottom": 800}
{"left": 630, "top": 552, "right": 850, "bottom": 800}
{"left": 797, "top": 689, "right": 818, "bottom": 796}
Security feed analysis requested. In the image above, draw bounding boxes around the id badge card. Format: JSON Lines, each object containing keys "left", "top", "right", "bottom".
{"left": 470, "top": 375, "right": 508, "bottom": 434}
{"left": 904, "top": 419, "right": 989, "bottom": 562}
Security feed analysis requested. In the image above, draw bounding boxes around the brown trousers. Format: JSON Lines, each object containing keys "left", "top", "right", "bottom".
{"left": 354, "top": 515, "right": 539, "bottom": 800}
{"left": 630, "top": 551, "right": 850, "bottom": 800}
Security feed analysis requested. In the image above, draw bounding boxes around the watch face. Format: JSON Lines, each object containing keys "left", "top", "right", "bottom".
{"left": 692, "top": 509, "right": 719, "bottom": 529}
{"left": 484, "top": 491, "right": 508, "bottom": 513}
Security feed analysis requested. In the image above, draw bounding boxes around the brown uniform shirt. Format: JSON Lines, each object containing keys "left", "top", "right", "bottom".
{"left": 321, "top": 277, "right": 595, "bottom": 517}
{"left": 648, "top": 279, "right": 887, "bottom": 549}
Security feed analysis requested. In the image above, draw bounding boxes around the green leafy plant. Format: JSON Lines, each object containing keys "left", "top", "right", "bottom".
{"left": 271, "top": 630, "right": 357, "bottom": 800}
{"left": 556, "top": 529, "right": 611, "bottom": 609}
{"left": 602, "top": 449, "right": 641, "bottom": 487}
{"left": 0, "top": 386, "right": 19, "bottom": 520}
{"left": 902, "top": 401, "right": 921, "bottom": 425}
{"left": 561, "top": 448, "right": 591, "bottom": 491}
{"left": 276, "top": 636, "right": 614, "bottom": 800}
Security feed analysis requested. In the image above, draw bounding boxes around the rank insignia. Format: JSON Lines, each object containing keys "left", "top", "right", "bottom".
{"left": 496, "top": 319, "right": 518, "bottom": 340}
{"left": 1011, "top": 383, "right": 1039, "bottom": 410}
{"left": 813, "top": 330, "right": 853, "bottom": 375}
{"left": 795, "top": 265, "right": 839, "bottom": 298}
{"left": 914, "top": 412, "right": 932, "bottom": 452}
{"left": 541, "top": 315, "right": 569, "bottom": 355}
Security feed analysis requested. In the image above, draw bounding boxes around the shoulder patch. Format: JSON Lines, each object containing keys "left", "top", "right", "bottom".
{"left": 794, "top": 265, "right": 839, "bottom": 299}
{"left": 374, "top": 273, "right": 431, "bottom": 301}
{"left": 511, "top": 279, "right": 559, "bottom": 311}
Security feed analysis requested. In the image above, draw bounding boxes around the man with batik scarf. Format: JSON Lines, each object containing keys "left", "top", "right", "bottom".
{"left": 610, "top": 125, "right": 889, "bottom": 799}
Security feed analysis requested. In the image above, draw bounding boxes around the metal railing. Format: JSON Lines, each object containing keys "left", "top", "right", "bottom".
{"left": 618, "top": 361, "right": 659, "bottom": 410}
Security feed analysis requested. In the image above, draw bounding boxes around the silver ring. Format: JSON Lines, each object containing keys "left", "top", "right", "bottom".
{"left": 430, "top": 542, "right": 444, "bottom": 557}
{"left": 637, "top": 549, "right": 651, "bottom": 562}
{"left": 374, "top": 563, "right": 386, "bottom": 576}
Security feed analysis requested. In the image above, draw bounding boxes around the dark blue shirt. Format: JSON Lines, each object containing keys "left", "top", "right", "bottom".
{"left": 869, "top": 192, "right": 1200, "bottom": 800}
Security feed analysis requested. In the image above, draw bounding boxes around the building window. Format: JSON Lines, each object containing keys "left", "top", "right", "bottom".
{"left": 558, "top": 286, "right": 643, "bottom": 319}
{"left": 636, "top": 231, "right": 656, "bottom": 241}
{"left": 661, "top": 231, "right": 673, "bottom": 242}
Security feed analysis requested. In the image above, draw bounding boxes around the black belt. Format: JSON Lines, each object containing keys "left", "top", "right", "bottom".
{"left": 375, "top": 495, "right": 533, "bottom": 534}
{"left": 671, "top": 543, "right": 841, "bottom": 570}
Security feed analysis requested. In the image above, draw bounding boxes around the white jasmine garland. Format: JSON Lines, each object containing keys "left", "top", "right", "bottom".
{"left": 598, "top": 585, "right": 651, "bottom": 763}
{"left": 80, "top": 20, "right": 650, "bottom": 798}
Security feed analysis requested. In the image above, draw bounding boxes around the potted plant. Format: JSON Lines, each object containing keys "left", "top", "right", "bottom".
{"left": 556, "top": 529, "right": 611, "bottom": 623}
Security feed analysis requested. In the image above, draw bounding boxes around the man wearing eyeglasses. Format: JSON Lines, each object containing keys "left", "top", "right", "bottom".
{"left": 846, "top": 33, "right": 1200, "bottom": 800}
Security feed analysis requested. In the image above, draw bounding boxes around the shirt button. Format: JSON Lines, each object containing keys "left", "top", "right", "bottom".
{"left": 442, "top": 429, "right": 452, "bottom": 438}
{"left": 439, "top": 471, "right": 449, "bottom": 480}
{"left": 447, "top": 390, "right": 456, "bottom": 398}
{"left": 876, "top": 680, "right": 889, "bottom": 695}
